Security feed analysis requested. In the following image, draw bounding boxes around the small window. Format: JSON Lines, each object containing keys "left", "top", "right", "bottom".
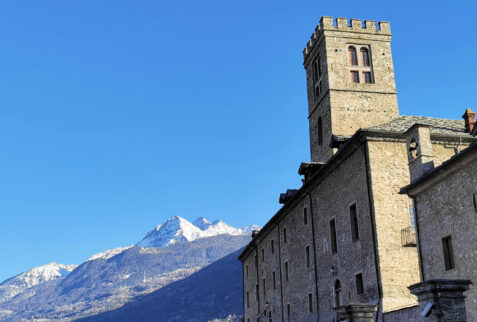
{"left": 330, "top": 219, "right": 338, "bottom": 253}
{"left": 263, "top": 278, "right": 266, "bottom": 296}
{"left": 350, "top": 203, "right": 360, "bottom": 241}
{"left": 273, "top": 271, "right": 276, "bottom": 290}
{"left": 348, "top": 46, "right": 358, "bottom": 65}
{"left": 285, "top": 261, "right": 289, "bottom": 281}
{"left": 442, "top": 236, "right": 455, "bottom": 270}
{"left": 287, "top": 303, "right": 291, "bottom": 317}
{"left": 318, "top": 56, "right": 322, "bottom": 76}
{"left": 256, "top": 284, "right": 259, "bottom": 300}
{"left": 268, "top": 311, "right": 272, "bottom": 322}
{"left": 247, "top": 291, "right": 250, "bottom": 308}
{"left": 306, "top": 246, "right": 311, "bottom": 267}
{"left": 271, "top": 239, "right": 274, "bottom": 254}
{"left": 308, "top": 293, "right": 313, "bottom": 312}
{"left": 356, "top": 273, "right": 364, "bottom": 295}
{"left": 313, "top": 61, "right": 319, "bottom": 82}
{"left": 283, "top": 228, "right": 287, "bottom": 243}
{"left": 304, "top": 207, "right": 308, "bottom": 225}
{"left": 350, "top": 71, "right": 360, "bottom": 83}
{"left": 409, "top": 198, "right": 416, "bottom": 229}
{"left": 334, "top": 279, "right": 342, "bottom": 307}
{"left": 363, "top": 72, "right": 372, "bottom": 84}
{"left": 361, "top": 47, "right": 370, "bottom": 66}
{"left": 262, "top": 249, "right": 265, "bottom": 262}
{"left": 318, "top": 117, "right": 323, "bottom": 145}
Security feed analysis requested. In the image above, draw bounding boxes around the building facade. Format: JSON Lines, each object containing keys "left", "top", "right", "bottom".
{"left": 239, "top": 16, "right": 477, "bottom": 321}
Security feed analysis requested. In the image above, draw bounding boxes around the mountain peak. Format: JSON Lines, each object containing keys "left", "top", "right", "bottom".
{"left": 135, "top": 216, "right": 258, "bottom": 248}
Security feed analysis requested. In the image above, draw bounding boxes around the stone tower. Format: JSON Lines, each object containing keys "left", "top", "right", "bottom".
{"left": 303, "top": 17, "right": 399, "bottom": 163}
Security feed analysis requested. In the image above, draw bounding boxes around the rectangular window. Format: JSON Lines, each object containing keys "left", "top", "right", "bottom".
{"left": 363, "top": 71, "right": 372, "bottom": 84}
{"left": 256, "top": 284, "right": 259, "bottom": 300}
{"left": 271, "top": 239, "right": 274, "bottom": 254}
{"left": 442, "top": 236, "right": 455, "bottom": 270}
{"left": 351, "top": 71, "right": 359, "bottom": 83}
{"left": 308, "top": 293, "right": 313, "bottom": 312}
{"left": 287, "top": 303, "right": 291, "bottom": 317}
{"left": 350, "top": 203, "right": 359, "bottom": 241}
{"left": 330, "top": 219, "right": 338, "bottom": 253}
{"left": 306, "top": 246, "right": 311, "bottom": 267}
{"left": 285, "top": 261, "right": 289, "bottom": 281}
{"left": 304, "top": 207, "right": 308, "bottom": 225}
{"left": 409, "top": 198, "right": 416, "bottom": 229}
{"left": 262, "top": 249, "right": 265, "bottom": 262}
{"left": 356, "top": 273, "right": 364, "bottom": 295}
{"left": 283, "top": 228, "right": 287, "bottom": 243}
{"left": 247, "top": 291, "right": 250, "bottom": 308}
{"left": 273, "top": 271, "right": 276, "bottom": 290}
{"left": 263, "top": 278, "right": 266, "bottom": 296}
{"left": 314, "top": 83, "right": 321, "bottom": 97}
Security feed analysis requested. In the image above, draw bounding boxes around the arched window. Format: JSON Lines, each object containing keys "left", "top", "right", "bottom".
{"left": 334, "top": 279, "right": 342, "bottom": 307}
{"left": 318, "top": 117, "right": 323, "bottom": 145}
{"left": 348, "top": 46, "right": 357, "bottom": 65}
{"left": 361, "top": 47, "right": 370, "bottom": 66}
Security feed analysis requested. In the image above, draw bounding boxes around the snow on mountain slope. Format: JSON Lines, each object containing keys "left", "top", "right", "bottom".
{"left": 0, "top": 262, "right": 77, "bottom": 302}
{"left": 87, "top": 246, "right": 134, "bottom": 262}
{"left": 136, "top": 216, "right": 204, "bottom": 247}
{"left": 135, "top": 216, "right": 256, "bottom": 248}
{"left": 192, "top": 217, "right": 211, "bottom": 230}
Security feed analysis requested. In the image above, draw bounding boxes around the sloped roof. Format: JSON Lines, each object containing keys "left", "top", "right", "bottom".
{"left": 366, "top": 116, "right": 468, "bottom": 138}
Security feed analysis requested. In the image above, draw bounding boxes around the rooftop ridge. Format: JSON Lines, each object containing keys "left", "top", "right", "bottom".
{"left": 303, "top": 16, "right": 391, "bottom": 62}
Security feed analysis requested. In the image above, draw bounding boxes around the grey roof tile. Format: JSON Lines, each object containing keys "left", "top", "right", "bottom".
{"left": 366, "top": 115, "right": 468, "bottom": 137}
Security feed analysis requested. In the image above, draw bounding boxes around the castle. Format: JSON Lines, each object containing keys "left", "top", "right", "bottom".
{"left": 239, "top": 17, "right": 477, "bottom": 321}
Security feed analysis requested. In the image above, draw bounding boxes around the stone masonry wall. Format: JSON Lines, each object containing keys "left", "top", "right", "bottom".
{"left": 367, "top": 140, "right": 421, "bottom": 313}
{"left": 414, "top": 158, "right": 477, "bottom": 321}
{"left": 311, "top": 145, "right": 380, "bottom": 321}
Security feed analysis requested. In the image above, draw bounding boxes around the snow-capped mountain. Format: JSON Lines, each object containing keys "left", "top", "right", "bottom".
{"left": 0, "top": 215, "right": 259, "bottom": 321}
{"left": 135, "top": 216, "right": 254, "bottom": 247}
{"left": 0, "top": 262, "right": 77, "bottom": 303}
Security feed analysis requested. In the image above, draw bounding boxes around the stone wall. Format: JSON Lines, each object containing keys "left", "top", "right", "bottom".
{"left": 414, "top": 158, "right": 477, "bottom": 320}
{"left": 366, "top": 140, "right": 421, "bottom": 312}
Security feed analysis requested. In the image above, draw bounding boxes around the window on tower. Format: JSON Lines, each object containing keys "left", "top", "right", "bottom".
{"left": 361, "top": 47, "right": 370, "bottom": 66}
{"left": 350, "top": 71, "right": 360, "bottom": 83}
{"left": 348, "top": 46, "right": 358, "bottom": 65}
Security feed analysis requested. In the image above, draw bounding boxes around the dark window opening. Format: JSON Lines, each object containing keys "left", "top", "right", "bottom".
{"left": 361, "top": 47, "right": 370, "bottom": 66}
{"left": 273, "top": 271, "right": 276, "bottom": 290}
{"left": 262, "top": 249, "right": 265, "bottom": 262}
{"left": 334, "top": 279, "right": 342, "bottom": 307}
{"left": 350, "top": 203, "right": 360, "bottom": 241}
{"left": 271, "top": 239, "right": 274, "bottom": 254}
{"left": 306, "top": 246, "right": 311, "bottom": 267}
{"left": 363, "top": 72, "right": 372, "bottom": 84}
{"left": 263, "top": 278, "right": 266, "bottom": 296}
{"left": 283, "top": 228, "right": 287, "bottom": 243}
{"left": 287, "top": 304, "right": 291, "bottom": 317}
{"left": 304, "top": 207, "right": 308, "bottom": 225}
{"left": 268, "top": 311, "right": 272, "bottom": 322}
{"left": 351, "top": 71, "right": 359, "bottom": 83}
{"left": 318, "top": 117, "right": 323, "bottom": 146}
{"left": 308, "top": 293, "right": 313, "bottom": 312}
{"left": 330, "top": 219, "right": 338, "bottom": 253}
{"left": 285, "top": 262, "right": 289, "bottom": 282}
{"left": 356, "top": 273, "right": 364, "bottom": 295}
{"left": 348, "top": 46, "right": 358, "bottom": 65}
{"left": 256, "top": 284, "right": 259, "bottom": 300}
{"left": 247, "top": 291, "right": 250, "bottom": 308}
{"left": 442, "top": 236, "right": 455, "bottom": 270}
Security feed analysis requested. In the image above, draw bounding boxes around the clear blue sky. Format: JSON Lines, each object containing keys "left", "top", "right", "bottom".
{"left": 0, "top": 0, "right": 476, "bottom": 282}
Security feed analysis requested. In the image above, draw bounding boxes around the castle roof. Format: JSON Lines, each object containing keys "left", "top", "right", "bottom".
{"left": 366, "top": 116, "right": 468, "bottom": 138}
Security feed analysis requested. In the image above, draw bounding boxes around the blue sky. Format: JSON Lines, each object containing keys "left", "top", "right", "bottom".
{"left": 0, "top": 0, "right": 476, "bottom": 281}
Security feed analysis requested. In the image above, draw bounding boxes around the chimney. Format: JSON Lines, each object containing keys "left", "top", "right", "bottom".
{"left": 463, "top": 108, "right": 476, "bottom": 133}
{"left": 404, "top": 124, "right": 434, "bottom": 183}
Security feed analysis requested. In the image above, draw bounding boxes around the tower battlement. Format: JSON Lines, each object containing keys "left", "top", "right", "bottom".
{"left": 303, "top": 16, "right": 391, "bottom": 62}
